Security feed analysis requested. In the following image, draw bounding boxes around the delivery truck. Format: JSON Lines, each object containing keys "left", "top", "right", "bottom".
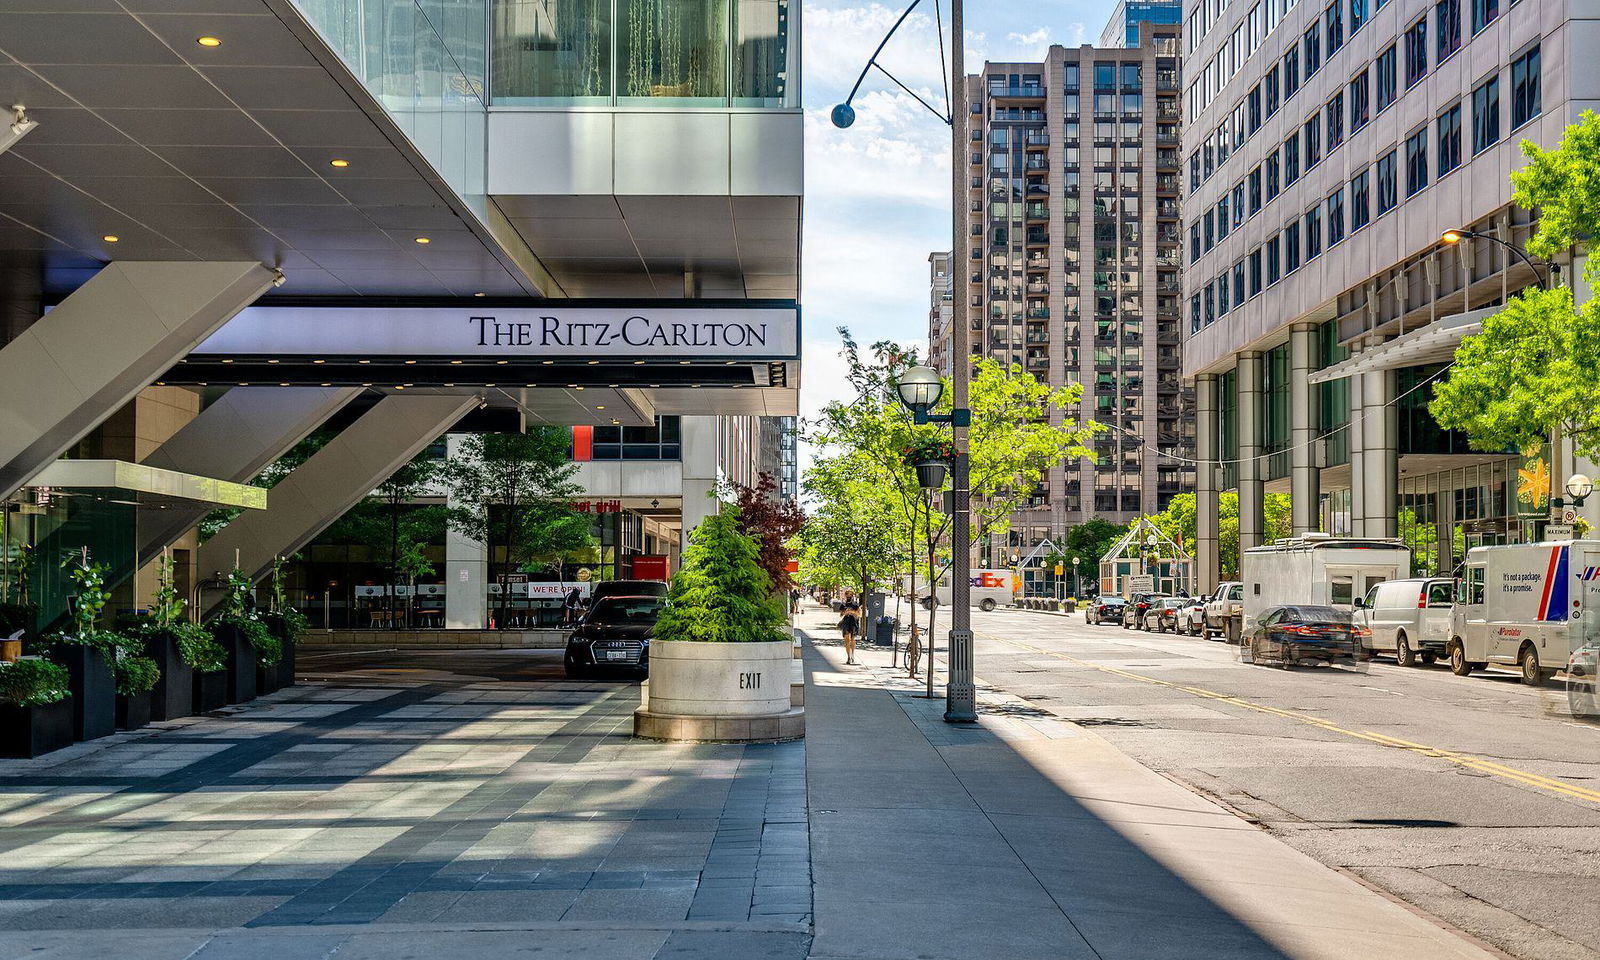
{"left": 1448, "top": 540, "right": 1600, "bottom": 685}
{"left": 1240, "top": 535, "right": 1412, "bottom": 629}
{"left": 905, "top": 569, "right": 1017, "bottom": 612}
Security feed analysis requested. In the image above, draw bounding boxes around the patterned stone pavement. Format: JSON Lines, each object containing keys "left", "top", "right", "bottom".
{"left": 0, "top": 650, "right": 810, "bottom": 959}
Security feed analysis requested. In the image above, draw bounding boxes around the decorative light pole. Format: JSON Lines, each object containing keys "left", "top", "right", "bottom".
{"left": 1072, "top": 555, "right": 1081, "bottom": 599}
{"left": 1441, "top": 229, "right": 1551, "bottom": 289}
{"left": 1566, "top": 474, "right": 1594, "bottom": 507}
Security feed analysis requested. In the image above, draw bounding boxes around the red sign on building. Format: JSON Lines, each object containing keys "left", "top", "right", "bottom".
{"left": 631, "top": 555, "right": 669, "bottom": 581}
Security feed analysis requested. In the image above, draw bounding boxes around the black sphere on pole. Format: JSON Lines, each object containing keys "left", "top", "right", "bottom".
{"left": 831, "top": 103, "right": 856, "bottom": 129}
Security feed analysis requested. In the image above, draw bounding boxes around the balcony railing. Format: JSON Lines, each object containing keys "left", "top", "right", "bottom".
{"left": 991, "top": 86, "right": 1046, "bottom": 99}
{"left": 1025, "top": 134, "right": 1050, "bottom": 149}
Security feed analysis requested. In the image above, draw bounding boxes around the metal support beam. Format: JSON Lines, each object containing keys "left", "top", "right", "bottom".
{"left": 0, "top": 261, "right": 278, "bottom": 499}
{"left": 1195, "top": 374, "right": 1220, "bottom": 593}
{"left": 199, "top": 393, "right": 479, "bottom": 606}
{"left": 1289, "top": 324, "right": 1320, "bottom": 535}
{"left": 136, "top": 386, "right": 361, "bottom": 566}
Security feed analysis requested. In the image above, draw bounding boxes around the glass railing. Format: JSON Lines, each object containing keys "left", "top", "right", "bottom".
{"left": 491, "top": 0, "right": 796, "bottom": 107}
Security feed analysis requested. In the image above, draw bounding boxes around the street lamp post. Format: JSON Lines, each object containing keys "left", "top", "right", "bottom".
{"left": 1441, "top": 229, "right": 1551, "bottom": 289}
{"left": 1072, "top": 555, "right": 1080, "bottom": 600}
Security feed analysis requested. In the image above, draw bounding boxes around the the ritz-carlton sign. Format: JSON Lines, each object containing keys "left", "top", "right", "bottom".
{"left": 195, "top": 304, "right": 800, "bottom": 360}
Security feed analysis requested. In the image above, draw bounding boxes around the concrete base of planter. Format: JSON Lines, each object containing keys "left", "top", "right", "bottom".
{"left": 633, "top": 706, "right": 804, "bottom": 743}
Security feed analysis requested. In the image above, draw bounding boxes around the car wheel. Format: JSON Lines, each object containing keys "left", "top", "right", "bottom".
{"left": 980, "top": 598, "right": 997, "bottom": 612}
{"left": 1519, "top": 645, "right": 1544, "bottom": 686}
{"left": 1395, "top": 631, "right": 1416, "bottom": 668}
{"left": 1250, "top": 635, "right": 1264, "bottom": 665}
{"left": 1448, "top": 640, "right": 1474, "bottom": 676}
{"left": 1201, "top": 620, "right": 1212, "bottom": 641}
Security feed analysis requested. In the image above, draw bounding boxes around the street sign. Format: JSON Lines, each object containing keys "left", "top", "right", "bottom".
{"left": 1546, "top": 523, "right": 1575, "bottom": 539}
{"left": 1053, "top": 563, "right": 1064, "bottom": 576}
{"left": 1127, "top": 574, "right": 1154, "bottom": 593}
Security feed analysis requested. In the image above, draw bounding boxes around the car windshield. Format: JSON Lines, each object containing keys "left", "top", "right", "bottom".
{"left": 1289, "top": 606, "right": 1351, "bottom": 624}
{"left": 587, "top": 597, "right": 665, "bottom": 624}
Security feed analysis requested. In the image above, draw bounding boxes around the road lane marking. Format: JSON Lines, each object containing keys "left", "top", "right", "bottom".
{"left": 977, "top": 630, "right": 1600, "bottom": 809}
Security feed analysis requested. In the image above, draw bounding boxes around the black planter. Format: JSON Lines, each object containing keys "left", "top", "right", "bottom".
{"left": 144, "top": 630, "right": 192, "bottom": 721}
{"left": 913, "top": 460, "right": 948, "bottom": 489}
{"left": 115, "top": 692, "right": 151, "bottom": 730}
{"left": 0, "top": 700, "right": 74, "bottom": 758}
{"left": 255, "top": 659, "right": 280, "bottom": 695}
{"left": 264, "top": 615, "right": 298, "bottom": 690}
{"left": 192, "top": 669, "right": 227, "bottom": 712}
{"left": 212, "top": 625, "right": 257, "bottom": 704}
{"left": 57, "top": 644, "right": 115, "bottom": 742}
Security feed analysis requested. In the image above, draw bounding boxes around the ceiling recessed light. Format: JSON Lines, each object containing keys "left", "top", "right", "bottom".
{"left": 587, "top": 360, "right": 599, "bottom": 365}
{"left": 403, "top": 382, "right": 413, "bottom": 387}
{"left": 485, "top": 382, "right": 497, "bottom": 387}
{"left": 221, "top": 358, "right": 233, "bottom": 364}
{"left": 312, "top": 359, "right": 325, "bottom": 364}
{"left": 611, "top": 419, "right": 620, "bottom": 425}
{"left": 450, "top": 359, "right": 462, "bottom": 365}
{"left": 358, "top": 359, "right": 371, "bottom": 364}
{"left": 679, "top": 360, "right": 691, "bottom": 365}
{"left": 155, "top": 381, "right": 166, "bottom": 386}
{"left": 320, "top": 382, "right": 332, "bottom": 387}
{"left": 445, "top": 382, "right": 456, "bottom": 387}
{"left": 362, "top": 382, "right": 372, "bottom": 386}
{"left": 575, "top": 386, "right": 585, "bottom": 391}
{"left": 102, "top": 235, "right": 119, "bottom": 243}
{"left": 496, "top": 360, "right": 508, "bottom": 365}
{"left": 329, "top": 158, "right": 350, "bottom": 168}
{"left": 278, "top": 382, "right": 290, "bottom": 386}
{"left": 595, "top": 405, "right": 606, "bottom": 410}
{"left": 541, "top": 360, "right": 553, "bottom": 365}
{"left": 197, "top": 36, "right": 222, "bottom": 47}
{"left": 414, "top": 236, "right": 431, "bottom": 244}
{"left": 473, "top": 292, "right": 485, "bottom": 297}
{"left": 404, "top": 359, "right": 417, "bottom": 365}
{"left": 394, "top": 385, "right": 405, "bottom": 390}
{"left": 633, "top": 360, "right": 646, "bottom": 365}
{"left": 266, "top": 358, "right": 279, "bottom": 364}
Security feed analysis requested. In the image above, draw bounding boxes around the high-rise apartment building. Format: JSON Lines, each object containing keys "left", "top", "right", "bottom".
{"left": 940, "top": 24, "right": 1195, "bottom": 558}
{"left": 1181, "top": 0, "right": 1600, "bottom": 590}
{"left": 1101, "top": 0, "right": 1184, "bottom": 48}
{"left": 928, "top": 252, "right": 954, "bottom": 373}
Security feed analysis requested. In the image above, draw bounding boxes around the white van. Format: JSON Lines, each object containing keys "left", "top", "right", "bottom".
{"left": 1241, "top": 536, "right": 1412, "bottom": 628}
{"left": 1353, "top": 578, "right": 1453, "bottom": 665}
{"left": 1449, "top": 540, "right": 1600, "bottom": 685}
{"left": 909, "top": 569, "right": 1016, "bottom": 612}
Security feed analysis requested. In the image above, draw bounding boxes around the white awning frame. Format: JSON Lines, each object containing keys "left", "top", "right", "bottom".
{"left": 1307, "top": 306, "right": 1498, "bottom": 384}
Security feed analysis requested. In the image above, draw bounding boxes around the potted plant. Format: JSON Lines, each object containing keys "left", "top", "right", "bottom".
{"left": 112, "top": 639, "right": 159, "bottom": 731}
{"left": 260, "top": 555, "right": 305, "bottom": 692}
{"left": 184, "top": 620, "right": 230, "bottom": 713}
{"left": 210, "top": 567, "right": 279, "bottom": 704}
{"left": 45, "top": 553, "right": 118, "bottom": 742}
{"left": 902, "top": 436, "right": 956, "bottom": 490}
{"left": 0, "top": 656, "right": 72, "bottom": 757}
{"left": 127, "top": 553, "right": 207, "bottom": 721}
{"left": 639, "top": 507, "right": 795, "bottom": 739}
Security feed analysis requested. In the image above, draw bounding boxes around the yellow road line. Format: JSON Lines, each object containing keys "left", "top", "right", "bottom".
{"left": 979, "top": 630, "right": 1600, "bottom": 808}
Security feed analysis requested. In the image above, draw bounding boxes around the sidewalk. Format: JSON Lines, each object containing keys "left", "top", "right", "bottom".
{"left": 796, "top": 603, "right": 1502, "bottom": 960}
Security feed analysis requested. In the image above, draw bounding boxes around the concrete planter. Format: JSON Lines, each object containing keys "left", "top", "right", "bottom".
{"left": 635, "top": 640, "right": 802, "bottom": 742}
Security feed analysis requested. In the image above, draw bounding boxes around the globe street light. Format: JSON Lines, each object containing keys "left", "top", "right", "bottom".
{"left": 1072, "top": 555, "right": 1081, "bottom": 599}
{"left": 1566, "top": 473, "right": 1594, "bottom": 507}
{"left": 895, "top": 365, "right": 944, "bottom": 417}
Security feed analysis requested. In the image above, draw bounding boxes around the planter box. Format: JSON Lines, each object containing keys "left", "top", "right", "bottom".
{"left": 0, "top": 700, "right": 74, "bottom": 758}
{"left": 645, "top": 640, "right": 794, "bottom": 718}
{"left": 115, "top": 692, "right": 151, "bottom": 730}
{"left": 214, "top": 625, "right": 257, "bottom": 704}
{"left": 58, "top": 644, "right": 115, "bottom": 742}
{"left": 255, "top": 659, "right": 280, "bottom": 695}
{"left": 192, "top": 669, "right": 228, "bottom": 713}
{"left": 144, "top": 631, "right": 192, "bottom": 721}
{"left": 264, "top": 615, "right": 297, "bottom": 690}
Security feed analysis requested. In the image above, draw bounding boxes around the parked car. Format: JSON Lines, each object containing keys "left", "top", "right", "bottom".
{"left": 1352, "top": 578, "right": 1452, "bottom": 666}
{"left": 1244, "top": 605, "right": 1370, "bottom": 668}
{"left": 1569, "top": 639, "right": 1597, "bottom": 718}
{"left": 1153, "top": 597, "right": 1189, "bottom": 633}
{"left": 1202, "top": 582, "right": 1245, "bottom": 641}
{"left": 1178, "top": 598, "right": 1207, "bottom": 636}
{"left": 1124, "top": 593, "right": 1168, "bottom": 630}
{"left": 1086, "top": 596, "right": 1126, "bottom": 625}
{"left": 564, "top": 595, "right": 664, "bottom": 679}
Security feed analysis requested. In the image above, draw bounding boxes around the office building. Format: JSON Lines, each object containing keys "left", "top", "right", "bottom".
{"left": 1181, "top": 0, "right": 1598, "bottom": 588}
{"left": 1101, "top": 0, "right": 1184, "bottom": 48}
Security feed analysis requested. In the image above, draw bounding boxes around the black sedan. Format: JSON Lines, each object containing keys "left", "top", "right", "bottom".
{"left": 1245, "top": 605, "right": 1370, "bottom": 668}
{"left": 564, "top": 596, "right": 664, "bottom": 679}
{"left": 1086, "top": 596, "right": 1126, "bottom": 624}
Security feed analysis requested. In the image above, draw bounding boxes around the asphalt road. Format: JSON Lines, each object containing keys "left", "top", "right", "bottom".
{"left": 962, "top": 608, "right": 1600, "bottom": 960}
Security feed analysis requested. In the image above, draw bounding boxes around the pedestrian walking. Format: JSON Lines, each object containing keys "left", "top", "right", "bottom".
{"left": 562, "top": 587, "right": 582, "bottom": 626}
{"left": 839, "top": 591, "right": 862, "bottom": 665}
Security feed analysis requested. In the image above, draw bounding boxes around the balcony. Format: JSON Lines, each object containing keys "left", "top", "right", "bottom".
{"left": 1025, "top": 158, "right": 1049, "bottom": 173}
{"left": 1027, "top": 356, "right": 1049, "bottom": 370}
{"left": 1026, "top": 306, "right": 1049, "bottom": 320}
{"left": 1026, "top": 254, "right": 1049, "bottom": 271}
{"left": 1025, "top": 203, "right": 1049, "bottom": 221}
{"left": 1025, "top": 133, "right": 1050, "bottom": 150}
{"left": 1025, "top": 229, "right": 1049, "bottom": 246}
{"left": 991, "top": 86, "right": 1046, "bottom": 100}
{"left": 1026, "top": 280, "right": 1049, "bottom": 295}
{"left": 1027, "top": 183, "right": 1050, "bottom": 196}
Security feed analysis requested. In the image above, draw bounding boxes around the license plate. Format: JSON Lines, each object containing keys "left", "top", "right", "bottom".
{"left": 605, "top": 651, "right": 626, "bottom": 661}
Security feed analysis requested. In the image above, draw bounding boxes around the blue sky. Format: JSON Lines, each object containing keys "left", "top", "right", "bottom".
{"left": 797, "top": 0, "right": 1117, "bottom": 432}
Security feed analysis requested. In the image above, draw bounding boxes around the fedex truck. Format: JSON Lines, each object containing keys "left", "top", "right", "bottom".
{"left": 1240, "top": 535, "right": 1412, "bottom": 629}
{"left": 1449, "top": 540, "right": 1600, "bottom": 685}
{"left": 908, "top": 569, "right": 1017, "bottom": 612}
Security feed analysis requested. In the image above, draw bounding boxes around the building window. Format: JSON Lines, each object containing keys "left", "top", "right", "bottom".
{"left": 1350, "top": 168, "right": 1371, "bottom": 230}
{"left": 1218, "top": 196, "right": 1230, "bottom": 239}
{"left": 1404, "top": 18, "right": 1428, "bottom": 88}
{"left": 1249, "top": 249, "right": 1263, "bottom": 296}
{"left": 1204, "top": 285, "right": 1215, "bottom": 325}
{"left": 1472, "top": 0, "right": 1498, "bottom": 33}
{"left": 1326, "top": 93, "right": 1344, "bottom": 150}
{"left": 1218, "top": 273, "right": 1231, "bottom": 315}
{"left": 1327, "top": 189, "right": 1345, "bottom": 246}
{"left": 1284, "top": 46, "right": 1301, "bottom": 100}
{"left": 1304, "top": 23, "right": 1322, "bottom": 77}
{"left": 1405, "top": 127, "right": 1429, "bottom": 196}
{"left": 1512, "top": 45, "right": 1541, "bottom": 129}
{"left": 1472, "top": 74, "right": 1500, "bottom": 154}
{"left": 1232, "top": 181, "right": 1246, "bottom": 227}
{"left": 1267, "top": 152, "right": 1281, "bottom": 200}
{"left": 1376, "top": 44, "right": 1397, "bottom": 112}
{"left": 1190, "top": 293, "right": 1202, "bottom": 332}
{"left": 1065, "top": 63, "right": 1080, "bottom": 90}
{"left": 1286, "top": 220, "right": 1302, "bottom": 272}
{"left": 1436, "top": 0, "right": 1461, "bottom": 62}
{"left": 1266, "top": 64, "right": 1281, "bottom": 117}
{"left": 1325, "top": 2, "right": 1344, "bottom": 55}
{"left": 1350, "top": 71, "right": 1370, "bottom": 131}
{"left": 1305, "top": 206, "right": 1323, "bottom": 260}
{"left": 1351, "top": 0, "right": 1368, "bottom": 32}
{"left": 1233, "top": 260, "right": 1246, "bottom": 305}
{"left": 1284, "top": 133, "right": 1301, "bottom": 184}
{"left": 1095, "top": 63, "right": 1115, "bottom": 88}
{"left": 1438, "top": 103, "right": 1463, "bottom": 175}
{"left": 1266, "top": 233, "right": 1282, "bottom": 284}
{"left": 1249, "top": 166, "right": 1263, "bottom": 215}
{"left": 1376, "top": 148, "right": 1398, "bottom": 213}
{"left": 1249, "top": 84, "right": 1263, "bottom": 133}
{"left": 1189, "top": 222, "right": 1201, "bottom": 263}
{"left": 1303, "top": 115, "right": 1322, "bottom": 167}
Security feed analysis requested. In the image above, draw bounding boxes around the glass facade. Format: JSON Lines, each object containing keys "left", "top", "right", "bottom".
{"left": 491, "top": 0, "right": 793, "bottom": 106}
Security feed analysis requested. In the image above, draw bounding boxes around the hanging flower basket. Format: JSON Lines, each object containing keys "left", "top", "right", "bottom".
{"left": 913, "top": 460, "right": 948, "bottom": 489}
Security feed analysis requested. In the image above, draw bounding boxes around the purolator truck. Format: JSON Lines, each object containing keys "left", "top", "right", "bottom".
{"left": 1449, "top": 540, "right": 1600, "bottom": 685}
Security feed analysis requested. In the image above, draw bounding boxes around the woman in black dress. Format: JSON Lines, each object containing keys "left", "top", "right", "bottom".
{"left": 839, "top": 591, "right": 863, "bottom": 665}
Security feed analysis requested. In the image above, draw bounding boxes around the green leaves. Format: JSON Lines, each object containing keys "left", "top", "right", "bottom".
{"left": 0, "top": 657, "right": 69, "bottom": 707}
{"left": 655, "top": 508, "right": 788, "bottom": 644}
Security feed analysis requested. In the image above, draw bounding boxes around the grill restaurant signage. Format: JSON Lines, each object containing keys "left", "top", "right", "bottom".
{"left": 194, "top": 304, "right": 800, "bottom": 359}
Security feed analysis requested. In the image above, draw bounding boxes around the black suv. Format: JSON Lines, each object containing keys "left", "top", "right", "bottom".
{"left": 565, "top": 595, "right": 665, "bottom": 679}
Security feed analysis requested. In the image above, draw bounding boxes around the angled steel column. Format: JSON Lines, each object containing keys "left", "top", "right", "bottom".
{"left": 199, "top": 393, "right": 478, "bottom": 606}
{"left": 1195, "top": 374, "right": 1220, "bottom": 593}
{"left": 0, "top": 261, "right": 277, "bottom": 498}
{"left": 1236, "top": 351, "right": 1265, "bottom": 551}
{"left": 136, "top": 386, "right": 361, "bottom": 566}
{"left": 1289, "top": 323, "right": 1320, "bottom": 534}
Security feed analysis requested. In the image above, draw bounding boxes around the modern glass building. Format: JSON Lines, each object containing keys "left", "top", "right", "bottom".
{"left": 1100, "top": 0, "right": 1183, "bottom": 49}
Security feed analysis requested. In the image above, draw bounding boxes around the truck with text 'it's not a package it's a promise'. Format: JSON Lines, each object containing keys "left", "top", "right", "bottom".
{"left": 1450, "top": 541, "right": 1600, "bottom": 686}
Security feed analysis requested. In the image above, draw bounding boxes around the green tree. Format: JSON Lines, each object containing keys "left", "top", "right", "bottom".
{"left": 1140, "top": 492, "right": 1292, "bottom": 579}
{"left": 323, "top": 451, "right": 443, "bottom": 628}
{"left": 1431, "top": 111, "right": 1600, "bottom": 457}
{"left": 655, "top": 507, "right": 788, "bottom": 644}
{"left": 443, "top": 430, "right": 593, "bottom": 629}
{"left": 796, "top": 453, "right": 906, "bottom": 604}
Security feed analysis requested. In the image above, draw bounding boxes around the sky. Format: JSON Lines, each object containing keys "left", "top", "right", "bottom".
{"left": 796, "top": 0, "right": 1116, "bottom": 469}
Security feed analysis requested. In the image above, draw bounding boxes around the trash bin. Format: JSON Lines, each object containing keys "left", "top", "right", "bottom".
{"left": 874, "top": 616, "right": 896, "bottom": 646}
{"left": 865, "top": 592, "right": 887, "bottom": 624}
